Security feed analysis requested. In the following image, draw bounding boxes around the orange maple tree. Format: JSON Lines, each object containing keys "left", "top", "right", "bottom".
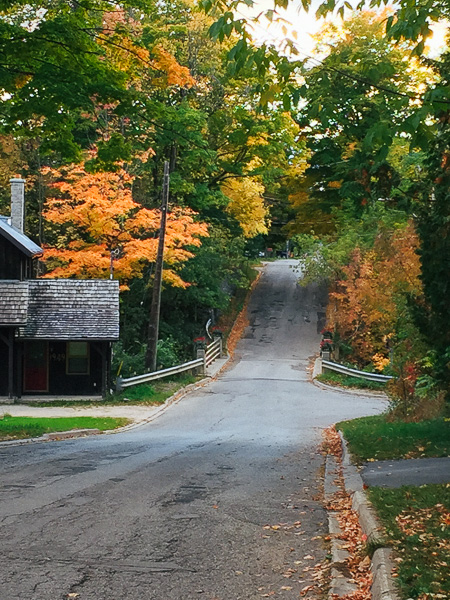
{"left": 326, "top": 222, "right": 422, "bottom": 368}
{"left": 41, "top": 164, "right": 208, "bottom": 288}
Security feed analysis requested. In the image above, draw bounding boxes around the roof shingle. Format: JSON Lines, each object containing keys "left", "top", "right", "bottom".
{"left": 0, "top": 280, "right": 29, "bottom": 325}
{"left": 17, "top": 279, "right": 120, "bottom": 340}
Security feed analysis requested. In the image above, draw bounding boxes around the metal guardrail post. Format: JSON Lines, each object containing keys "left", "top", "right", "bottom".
{"left": 116, "top": 376, "right": 123, "bottom": 392}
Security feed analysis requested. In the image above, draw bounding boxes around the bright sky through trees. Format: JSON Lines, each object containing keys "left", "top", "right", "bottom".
{"left": 239, "top": 0, "right": 448, "bottom": 58}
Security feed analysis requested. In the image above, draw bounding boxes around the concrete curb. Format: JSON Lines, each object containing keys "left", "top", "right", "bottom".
{"left": 327, "top": 433, "right": 400, "bottom": 600}
{"left": 324, "top": 454, "right": 358, "bottom": 598}
{"left": 371, "top": 548, "right": 399, "bottom": 600}
{"left": 42, "top": 428, "right": 101, "bottom": 440}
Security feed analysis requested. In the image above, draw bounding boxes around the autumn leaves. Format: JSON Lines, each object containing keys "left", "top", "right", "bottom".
{"left": 41, "top": 165, "right": 208, "bottom": 289}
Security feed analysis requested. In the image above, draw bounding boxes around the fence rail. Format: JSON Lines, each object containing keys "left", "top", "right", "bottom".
{"left": 205, "top": 337, "right": 222, "bottom": 367}
{"left": 116, "top": 358, "right": 204, "bottom": 391}
{"left": 322, "top": 359, "right": 393, "bottom": 383}
{"left": 116, "top": 336, "right": 224, "bottom": 392}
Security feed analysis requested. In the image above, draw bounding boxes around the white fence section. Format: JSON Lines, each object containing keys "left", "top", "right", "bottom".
{"left": 322, "top": 359, "right": 393, "bottom": 383}
{"left": 116, "top": 358, "right": 203, "bottom": 391}
{"left": 116, "top": 336, "right": 224, "bottom": 392}
{"left": 205, "top": 336, "right": 222, "bottom": 368}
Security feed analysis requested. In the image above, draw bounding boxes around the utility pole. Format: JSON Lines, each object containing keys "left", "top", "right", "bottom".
{"left": 146, "top": 161, "right": 170, "bottom": 371}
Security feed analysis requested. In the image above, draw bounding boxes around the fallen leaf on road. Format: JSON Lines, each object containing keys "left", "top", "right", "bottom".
{"left": 300, "top": 584, "right": 314, "bottom": 595}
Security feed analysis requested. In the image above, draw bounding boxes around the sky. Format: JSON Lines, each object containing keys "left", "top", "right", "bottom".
{"left": 237, "top": 0, "right": 448, "bottom": 58}
{"left": 237, "top": 0, "right": 324, "bottom": 57}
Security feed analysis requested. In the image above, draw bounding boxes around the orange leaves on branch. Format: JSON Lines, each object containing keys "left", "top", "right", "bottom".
{"left": 327, "top": 222, "right": 423, "bottom": 367}
{"left": 99, "top": 9, "right": 194, "bottom": 90}
{"left": 41, "top": 164, "right": 208, "bottom": 288}
{"left": 152, "top": 47, "right": 195, "bottom": 88}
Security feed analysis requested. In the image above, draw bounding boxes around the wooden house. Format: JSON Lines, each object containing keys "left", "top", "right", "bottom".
{"left": 0, "top": 178, "right": 119, "bottom": 399}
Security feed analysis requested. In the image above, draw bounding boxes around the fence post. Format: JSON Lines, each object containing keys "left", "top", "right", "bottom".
{"left": 196, "top": 347, "right": 206, "bottom": 376}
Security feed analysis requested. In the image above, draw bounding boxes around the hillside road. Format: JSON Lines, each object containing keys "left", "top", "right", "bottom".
{"left": 0, "top": 260, "right": 385, "bottom": 600}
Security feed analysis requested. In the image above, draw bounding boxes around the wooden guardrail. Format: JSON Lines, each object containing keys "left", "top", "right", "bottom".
{"left": 322, "top": 359, "right": 393, "bottom": 383}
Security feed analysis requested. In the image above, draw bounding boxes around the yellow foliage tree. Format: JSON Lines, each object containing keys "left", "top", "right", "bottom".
{"left": 100, "top": 9, "right": 194, "bottom": 90}
{"left": 222, "top": 177, "right": 269, "bottom": 238}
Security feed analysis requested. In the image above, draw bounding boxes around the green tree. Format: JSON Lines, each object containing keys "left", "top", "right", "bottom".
{"left": 295, "top": 13, "right": 430, "bottom": 221}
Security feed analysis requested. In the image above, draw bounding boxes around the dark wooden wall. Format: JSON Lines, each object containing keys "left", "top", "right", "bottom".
{"left": 0, "top": 237, "right": 32, "bottom": 279}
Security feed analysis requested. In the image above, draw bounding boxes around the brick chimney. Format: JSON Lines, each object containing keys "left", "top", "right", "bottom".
{"left": 10, "top": 177, "right": 25, "bottom": 232}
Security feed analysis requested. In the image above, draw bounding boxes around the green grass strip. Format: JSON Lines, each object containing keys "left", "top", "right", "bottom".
{"left": 0, "top": 415, "right": 129, "bottom": 441}
{"left": 369, "top": 484, "right": 450, "bottom": 600}
{"left": 316, "top": 370, "right": 386, "bottom": 390}
{"left": 337, "top": 415, "right": 450, "bottom": 461}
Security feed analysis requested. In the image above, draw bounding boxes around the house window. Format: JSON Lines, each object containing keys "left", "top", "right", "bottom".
{"left": 67, "top": 342, "right": 89, "bottom": 375}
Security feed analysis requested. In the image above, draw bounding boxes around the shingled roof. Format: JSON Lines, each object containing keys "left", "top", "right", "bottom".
{"left": 0, "top": 280, "right": 29, "bottom": 325}
{"left": 17, "top": 279, "right": 120, "bottom": 340}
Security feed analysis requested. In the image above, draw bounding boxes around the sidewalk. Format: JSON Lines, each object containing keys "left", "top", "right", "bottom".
{"left": 361, "top": 455, "right": 450, "bottom": 488}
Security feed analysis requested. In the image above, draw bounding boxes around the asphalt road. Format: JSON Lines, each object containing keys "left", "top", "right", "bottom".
{"left": 0, "top": 260, "right": 385, "bottom": 600}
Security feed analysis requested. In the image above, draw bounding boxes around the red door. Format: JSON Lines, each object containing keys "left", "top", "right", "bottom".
{"left": 24, "top": 341, "right": 48, "bottom": 392}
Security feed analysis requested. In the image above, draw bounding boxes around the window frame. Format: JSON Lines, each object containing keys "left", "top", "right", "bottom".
{"left": 66, "top": 341, "right": 90, "bottom": 375}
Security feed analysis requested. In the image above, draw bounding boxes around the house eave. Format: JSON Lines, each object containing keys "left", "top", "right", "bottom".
{"left": 0, "top": 218, "right": 43, "bottom": 258}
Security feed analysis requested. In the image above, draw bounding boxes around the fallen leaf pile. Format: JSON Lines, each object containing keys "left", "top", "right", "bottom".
{"left": 322, "top": 426, "right": 373, "bottom": 600}
{"left": 224, "top": 272, "right": 261, "bottom": 356}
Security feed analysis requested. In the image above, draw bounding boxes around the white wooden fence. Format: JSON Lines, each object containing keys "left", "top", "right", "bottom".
{"left": 205, "top": 336, "right": 222, "bottom": 367}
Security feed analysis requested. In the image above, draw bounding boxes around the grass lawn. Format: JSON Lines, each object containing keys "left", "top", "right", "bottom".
{"left": 316, "top": 370, "right": 386, "bottom": 391}
{"left": 337, "top": 415, "right": 450, "bottom": 462}
{"left": 30, "top": 374, "right": 197, "bottom": 407}
{"left": 0, "top": 414, "right": 129, "bottom": 441}
{"left": 368, "top": 484, "right": 450, "bottom": 600}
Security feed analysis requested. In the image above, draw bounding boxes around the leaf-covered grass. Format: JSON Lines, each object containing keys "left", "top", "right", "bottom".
{"left": 316, "top": 370, "right": 386, "bottom": 391}
{"left": 31, "top": 374, "right": 197, "bottom": 407}
{"left": 368, "top": 484, "right": 450, "bottom": 600}
{"left": 337, "top": 415, "right": 450, "bottom": 461}
{"left": 0, "top": 415, "right": 129, "bottom": 441}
